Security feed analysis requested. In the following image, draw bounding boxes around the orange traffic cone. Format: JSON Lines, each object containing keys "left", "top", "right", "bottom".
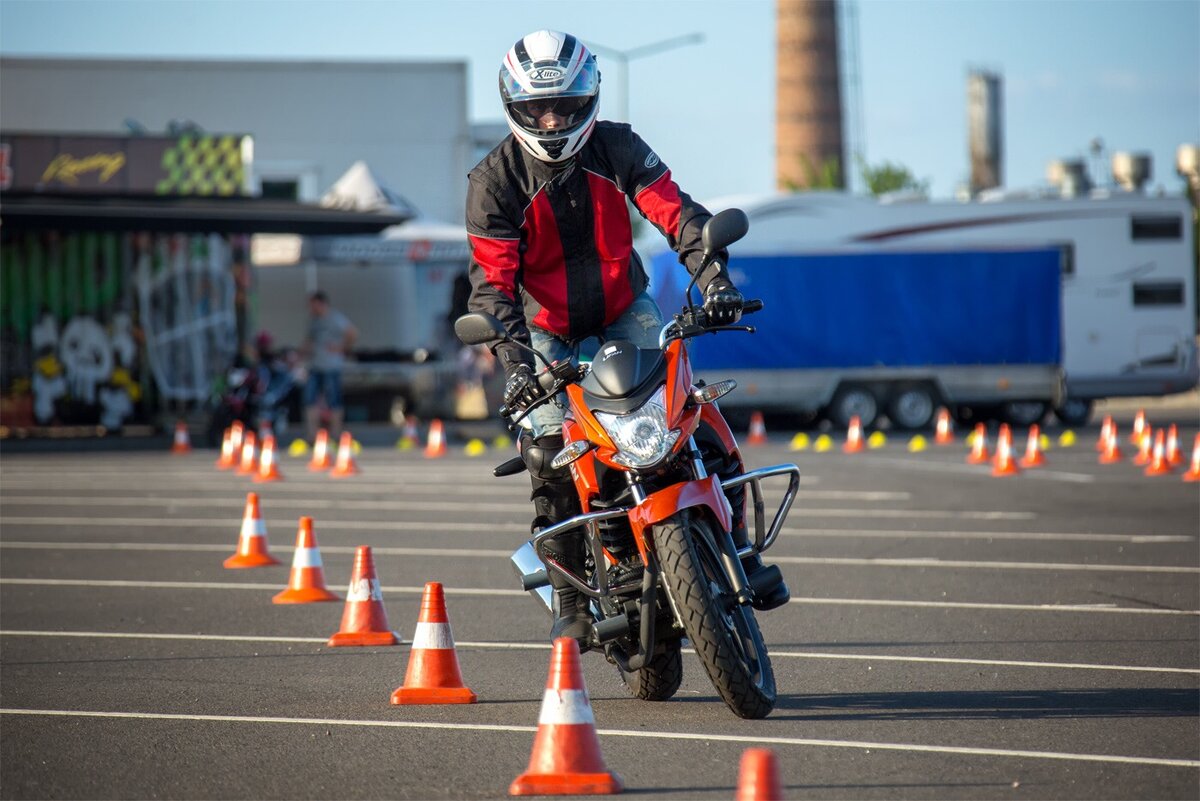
{"left": 229, "top": 421, "right": 245, "bottom": 457}
{"left": 327, "top": 546, "right": 398, "bottom": 646}
{"left": 1165, "top": 424, "right": 1183, "bottom": 468}
{"left": 1133, "top": 426, "right": 1154, "bottom": 466}
{"left": 843, "top": 415, "right": 865, "bottom": 453}
{"left": 273, "top": 517, "right": 339, "bottom": 603}
{"left": 1183, "top": 434, "right": 1200, "bottom": 482}
{"left": 509, "top": 637, "right": 622, "bottom": 796}
{"left": 1130, "top": 409, "right": 1147, "bottom": 445}
{"left": 170, "top": 420, "right": 192, "bottom": 454}
{"left": 746, "top": 412, "right": 767, "bottom": 446}
{"left": 966, "top": 423, "right": 990, "bottom": 464}
{"left": 736, "top": 748, "right": 783, "bottom": 801}
{"left": 424, "top": 419, "right": 448, "bottom": 458}
{"left": 1018, "top": 424, "right": 1046, "bottom": 468}
{"left": 391, "top": 582, "right": 477, "bottom": 705}
{"left": 308, "top": 428, "right": 332, "bottom": 471}
{"left": 1096, "top": 415, "right": 1114, "bottom": 452}
{"left": 254, "top": 434, "right": 284, "bottom": 483}
{"left": 215, "top": 427, "right": 237, "bottom": 469}
{"left": 934, "top": 408, "right": 954, "bottom": 445}
{"left": 224, "top": 492, "right": 281, "bottom": 568}
{"left": 991, "top": 424, "right": 1020, "bottom": 477}
{"left": 1144, "top": 430, "right": 1173, "bottom": 476}
{"left": 235, "top": 431, "right": 258, "bottom": 476}
{"left": 1099, "top": 423, "right": 1123, "bottom": 464}
{"left": 329, "top": 431, "right": 360, "bottom": 478}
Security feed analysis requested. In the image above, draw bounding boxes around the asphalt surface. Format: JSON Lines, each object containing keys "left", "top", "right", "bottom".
{"left": 1, "top": 421, "right": 1198, "bottom": 800}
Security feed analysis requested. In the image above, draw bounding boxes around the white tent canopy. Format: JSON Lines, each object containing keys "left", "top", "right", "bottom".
{"left": 320, "top": 160, "right": 418, "bottom": 217}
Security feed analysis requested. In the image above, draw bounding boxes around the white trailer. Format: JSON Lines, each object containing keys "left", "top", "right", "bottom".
{"left": 254, "top": 221, "right": 470, "bottom": 421}
{"left": 659, "top": 190, "right": 1197, "bottom": 426}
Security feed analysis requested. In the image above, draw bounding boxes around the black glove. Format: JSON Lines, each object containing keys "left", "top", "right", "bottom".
{"left": 703, "top": 277, "right": 744, "bottom": 326}
{"left": 503, "top": 363, "right": 539, "bottom": 412}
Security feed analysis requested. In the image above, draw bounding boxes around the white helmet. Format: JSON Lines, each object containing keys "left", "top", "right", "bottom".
{"left": 500, "top": 30, "right": 601, "bottom": 164}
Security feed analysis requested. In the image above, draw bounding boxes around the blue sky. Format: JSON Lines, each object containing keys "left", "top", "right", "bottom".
{"left": 1, "top": 0, "right": 1197, "bottom": 202}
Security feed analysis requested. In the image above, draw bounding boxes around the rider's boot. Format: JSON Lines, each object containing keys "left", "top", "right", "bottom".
{"left": 523, "top": 432, "right": 591, "bottom": 647}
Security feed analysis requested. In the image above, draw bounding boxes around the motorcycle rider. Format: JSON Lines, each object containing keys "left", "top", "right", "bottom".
{"left": 466, "top": 30, "right": 790, "bottom": 645}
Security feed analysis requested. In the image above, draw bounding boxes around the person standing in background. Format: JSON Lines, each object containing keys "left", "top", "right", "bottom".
{"left": 300, "top": 290, "right": 357, "bottom": 441}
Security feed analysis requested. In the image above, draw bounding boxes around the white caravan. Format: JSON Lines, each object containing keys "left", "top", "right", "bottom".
{"left": 684, "top": 190, "right": 1197, "bottom": 425}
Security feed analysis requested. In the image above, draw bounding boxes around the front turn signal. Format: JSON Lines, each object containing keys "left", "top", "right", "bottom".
{"left": 551, "top": 440, "right": 592, "bottom": 470}
{"left": 690, "top": 380, "right": 737, "bottom": 405}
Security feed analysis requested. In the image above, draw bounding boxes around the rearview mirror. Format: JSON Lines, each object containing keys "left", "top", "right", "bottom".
{"left": 454, "top": 312, "right": 508, "bottom": 346}
{"left": 701, "top": 208, "right": 749, "bottom": 254}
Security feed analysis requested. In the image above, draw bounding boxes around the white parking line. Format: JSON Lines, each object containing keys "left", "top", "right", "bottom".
{"left": 1, "top": 577, "right": 1194, "bottom": 615}
{"left": 3, "top": 540, "right": 1196, "bottom": 574}
{"left": 1, "top": 708, "right": 1195, "bottom": 768}
{"left": 3, "top": 629, "right": 1196, "bottom": 674}
{"left": 846, "top": 455, "right": 1099, "bottom": 483}
{"left": 0, "top": 496, "right": 1035, "bottom": 520}
{"left": 0, "top": 516, "right": 527, "bottom": 534}
{"left": 2, "top": 516, "right": 1190, "bottom": 544}
{"left": 0, "top": 542, "right": 514, "bottom": 558}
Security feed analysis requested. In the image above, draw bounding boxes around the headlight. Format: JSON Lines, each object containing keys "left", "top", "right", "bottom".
{"left": 593, "top": 386, "right": 680, "bottom": 468}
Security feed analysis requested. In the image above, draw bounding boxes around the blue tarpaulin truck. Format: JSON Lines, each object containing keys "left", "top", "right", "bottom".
{"left": 650, "top": 246, "right": 1065, "bottom": 429}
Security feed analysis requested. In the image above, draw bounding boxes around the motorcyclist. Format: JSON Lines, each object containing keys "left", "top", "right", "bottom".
{"left": 466, "top": 30, "right": 790, "bottom": 645}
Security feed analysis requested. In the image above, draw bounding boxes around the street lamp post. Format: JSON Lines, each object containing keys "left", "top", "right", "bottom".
{"left": 585, "top": 33, "right": 705, "bottom": 124}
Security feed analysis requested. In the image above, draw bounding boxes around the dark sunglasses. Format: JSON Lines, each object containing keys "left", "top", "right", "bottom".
{"left": 511, "top": 95, "right": 591, "bottom": 119}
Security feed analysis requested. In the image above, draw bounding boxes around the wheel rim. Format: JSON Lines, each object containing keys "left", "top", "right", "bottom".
{"left": 840, "top": 390, "right": 877, "bottom": 426}
{"left": 893, "top": 389, "right": 933, "bottom": 428}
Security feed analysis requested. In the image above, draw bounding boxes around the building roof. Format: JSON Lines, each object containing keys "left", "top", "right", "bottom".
{"left": 0, "top": 192, "right": 411, "bottom": 235}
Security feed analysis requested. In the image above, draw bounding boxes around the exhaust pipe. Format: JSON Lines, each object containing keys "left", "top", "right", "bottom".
{"left": 510, "top": 541, "right": 552, "bottom": 614}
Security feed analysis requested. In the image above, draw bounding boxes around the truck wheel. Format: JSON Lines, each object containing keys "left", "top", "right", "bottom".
{"left": 1053, "top": 398, "right": 1093, "bottom": 427}
{"left": 829, "top": 385, "right": 879, "bottom": 429}
{"left": 888, "top": 385, "right": 936, "bottom": 430}
{"left": 1002, "top": 401, "right": 1048, "bottom": 427}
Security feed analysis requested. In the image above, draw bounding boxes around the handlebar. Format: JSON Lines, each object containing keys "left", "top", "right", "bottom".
{"left": 500, "top": 299, "right": 764, "bottom": 425}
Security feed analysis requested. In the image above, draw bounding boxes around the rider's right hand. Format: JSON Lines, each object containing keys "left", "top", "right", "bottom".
{"left": 503, "top": 363, "right": 540, "bottom": 413}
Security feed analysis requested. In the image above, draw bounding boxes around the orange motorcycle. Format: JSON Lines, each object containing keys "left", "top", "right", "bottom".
{"left": 455, "top": 209, "right": 800, "bottom": 718}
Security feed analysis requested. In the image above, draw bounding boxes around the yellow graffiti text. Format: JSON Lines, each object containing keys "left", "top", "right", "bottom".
{"left": 41, "top": 152, "right": 126, "bottom": 186}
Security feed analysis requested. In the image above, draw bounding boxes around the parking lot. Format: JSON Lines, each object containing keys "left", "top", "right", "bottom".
{"left": 1, "top": 423, "right": 1198, "bottom": 799}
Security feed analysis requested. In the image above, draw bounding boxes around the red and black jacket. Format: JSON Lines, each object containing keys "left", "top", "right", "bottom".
{"left": 466, "top": 122, "right": 728, "bottom": 370}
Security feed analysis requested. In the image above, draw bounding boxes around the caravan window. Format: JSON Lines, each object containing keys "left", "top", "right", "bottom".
{"left": 1131, "top": 216, "right": 1182, "bottom": 241}
{"left": 1133, "top": 281, "right": 1185, "bottom": 306}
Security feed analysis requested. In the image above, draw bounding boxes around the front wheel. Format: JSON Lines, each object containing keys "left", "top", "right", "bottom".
{"left": 655, "top": 511, "right": 776, "bottom": 718}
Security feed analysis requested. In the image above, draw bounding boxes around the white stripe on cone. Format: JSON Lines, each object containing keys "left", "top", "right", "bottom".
{"left": 537, "top": 688, "right": 595, "bottom": 726}
{"left": 411, "top": 621, "right": 455, "bottom": 650}
{"left": 346, "top": 577, "right": 382, "bottom": 602}
{"left": 291, "top": 547, "right": 322, "bottom": 568}
{"left": 240, "top": 518, "right": 266, "bottom": 539}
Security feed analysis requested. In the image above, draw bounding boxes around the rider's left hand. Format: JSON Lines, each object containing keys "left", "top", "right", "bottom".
{"left": 703, "top": 277, "right": 744, "bottom": 326}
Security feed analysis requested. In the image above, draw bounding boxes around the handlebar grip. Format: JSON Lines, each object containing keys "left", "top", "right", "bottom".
{"left": 742, "top": 299, "right": 764, "bottom": 314}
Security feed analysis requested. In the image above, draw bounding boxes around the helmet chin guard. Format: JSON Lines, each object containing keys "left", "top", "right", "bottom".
{"left": 500, "top": 30, "right": 601, "bottom": 163}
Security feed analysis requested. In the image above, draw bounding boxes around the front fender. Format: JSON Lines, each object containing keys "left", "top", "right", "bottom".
{"left": 627, "top": 475, "right": 732, "bottom": 560}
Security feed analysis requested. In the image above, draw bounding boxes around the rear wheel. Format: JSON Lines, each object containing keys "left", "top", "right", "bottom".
{"left": 888, "top": 384, "right": 937, "bottom": 430}
{"left": 1003, "top": 401, "right": 1048, "bottom": 427}
{"left": 1054, "top": 398, "right": 1093, "bottom": 427}
{"left": 828, "top": 384, "right": 879, "bottom": 429}
{"left": 617, "top": 639, "right": 683, "bottom": 701}
{"left": 655, "top": 511, "right": 776, "bottom": 719}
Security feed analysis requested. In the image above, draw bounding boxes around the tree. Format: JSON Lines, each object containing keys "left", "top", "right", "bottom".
{"left": 857, "top": 157, "right": 929, "bottom": 197}
{"left": 781, "top": 154, "right": 842, "bottom": 192}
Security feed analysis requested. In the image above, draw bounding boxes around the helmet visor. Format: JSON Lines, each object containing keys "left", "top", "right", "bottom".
{"left": 506, "top": 94, "right": 595, "bottom": 132}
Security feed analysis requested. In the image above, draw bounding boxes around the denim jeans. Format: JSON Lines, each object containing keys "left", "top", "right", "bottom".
{"left": 527, "top": 291, "right": 663, "bottom": 438}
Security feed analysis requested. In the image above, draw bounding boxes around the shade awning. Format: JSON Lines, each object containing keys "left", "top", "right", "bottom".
{"left": 0, "top": 193, "right": 412, "bottom": 234}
